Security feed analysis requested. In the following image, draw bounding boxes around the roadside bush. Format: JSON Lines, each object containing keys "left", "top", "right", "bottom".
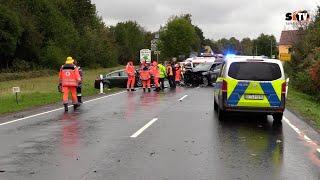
{"left": 12, "top": 58, "right": 31, "bottom": 72}
{"left": 291, "top": 71, "right": 316, "bottom": 95}
{"left": 310, "top": 60, "right": 320, "bottom": 89}
{"left": 0, "top": 70, "right": 56, "bottom": 82}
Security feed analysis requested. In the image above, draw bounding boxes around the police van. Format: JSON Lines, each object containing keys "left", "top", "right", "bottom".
{"left": 213, "top": 56, "right": 287, "bottom": 122}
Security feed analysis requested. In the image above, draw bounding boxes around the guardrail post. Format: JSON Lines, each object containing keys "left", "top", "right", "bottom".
{"left": 100, "top": 74, "right": 104, "bottom": 94}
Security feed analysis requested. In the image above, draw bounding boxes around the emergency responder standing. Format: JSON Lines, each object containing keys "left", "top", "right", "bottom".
{"left": 125, "top": 61, "right": 136, "bottom": 91}
{"left": 74, "top": 59, "right": 83, "bottom": 103}
{"left": 166, "top": 61, "right": 175, "bottom": 88}
{"left": 59, "top": 57, "right": 81, "bottom": 112}
{"left": 139, "top": 61, "right": 151, "bottom": 92}
{"left": 171, "top": 59, "right": 177, "bottom": 88}
{"left": 158, "top": 62, "right": 167, "bottom": 90}
{"left": 175, "top": 63, "right": 182, "bottom": 86}
{"left": 150, "top": 60, "right": 161, "bottom": 92}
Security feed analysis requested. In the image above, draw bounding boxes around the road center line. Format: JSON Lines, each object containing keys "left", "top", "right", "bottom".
{"left": 130, "top": 118, "right": 158, "bottom": 138}
{"left": 0, "top": 91, "right": 126, "bottom": 127}
{"left": 178, "top": 95, "right": 188, "bottom": 101}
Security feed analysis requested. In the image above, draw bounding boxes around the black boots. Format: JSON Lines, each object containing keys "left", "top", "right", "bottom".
{"left": 64, "top": 104, "right": 68, "bottom": 112}
{"left": 154, "top": 87, "right": 160, "bottom": 92}
{"left": 73, "top": 103, "right": 80, "bottom": 110}
{"left": 77, "top": 96, "right": 82, "bottom": 103}
{"left": 143, "top": 88, "right": 151, "bottom": 92}
{"left": 131, "top": 89, "right": 136, "bottom": 91}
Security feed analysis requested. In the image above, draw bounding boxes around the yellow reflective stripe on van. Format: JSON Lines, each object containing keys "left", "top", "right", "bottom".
{"left": 225, "top": 78, "right": 285, "bottom": 108}
{"left": 237, "top": 81, "right": 270, "bottom": 107}
{"left": 271, "top": 79, "right": 284, "bottom": 101}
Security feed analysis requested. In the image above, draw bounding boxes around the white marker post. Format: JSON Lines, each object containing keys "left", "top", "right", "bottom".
{"left": 99, "top": 75, "right": 104, "bottom": 94}
{"left": 12, "top": 87, "right": 20, "bottom": 104}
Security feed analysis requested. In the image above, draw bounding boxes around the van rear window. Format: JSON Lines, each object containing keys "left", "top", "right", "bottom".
{"left": 228, "top": 62, "right": 281, "bottom": 81}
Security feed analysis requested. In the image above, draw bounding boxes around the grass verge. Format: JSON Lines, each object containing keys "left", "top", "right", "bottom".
{"left": 286, "top": 87, "right": 320, "bottom": 130}
{"left": 0, "top": 66, "right": 123, "bottom": 114}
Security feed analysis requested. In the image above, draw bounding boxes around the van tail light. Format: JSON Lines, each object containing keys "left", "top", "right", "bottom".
{"left": 222, "top": 80, "right": 227, "bottom": 93}
{"left": 281, "top": 82, "right": 286, "bottom": 94}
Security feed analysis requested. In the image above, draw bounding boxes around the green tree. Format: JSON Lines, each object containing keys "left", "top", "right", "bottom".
{"left": 240, "top": 38, "right": 253, "bottom": 55}
{"left": 159, "top": 15, "right": 198, "bottom": 59}
{"left": 111, "top": 21, "right": 146, "bottom": 64}
{"left": 0, "top": 4, "right": 22, "bottom": 69}
{"left": 253, "top": 33, "right": 277, "bottom": 57}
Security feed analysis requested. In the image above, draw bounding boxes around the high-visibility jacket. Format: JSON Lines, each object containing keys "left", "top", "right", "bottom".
{"left": 140, "top": 67, "right": 151, "bottom": 81}
{"left": 150, "top": 64, "right": 160, "bottom": 78}
{"left": 175, "top": 67, "right": 181, "bottom": 81}
{"left": 125, "top": 64, "right": 135, "bottom": 77}
{"left": 59, "top": 64, "right": 81, "bottom": 87}
{"left": 158, "top": 64, "right": 167, "bottom": 78}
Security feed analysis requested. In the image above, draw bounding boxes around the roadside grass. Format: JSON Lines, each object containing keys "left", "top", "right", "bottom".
{"left": 286, "top": 87, "right": 320, "bottom": 130}
{"left": 0, "top": 66, "right": 123, "bottom": 114}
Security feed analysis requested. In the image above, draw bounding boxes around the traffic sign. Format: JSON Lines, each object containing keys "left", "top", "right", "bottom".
{"left": 151, "top": 39, "right": 158, "bottom": 51}
{"left": 279, "top": 53, "right": 291, "bottom": 61}
{"left": 140, "top": 49, "right": 151, "bottom": 63}
{"left": 154, "top": 51, "right": 161, "bottom": 55}
{"left": 12, "top": 87, "right": 20, "bottom": 93}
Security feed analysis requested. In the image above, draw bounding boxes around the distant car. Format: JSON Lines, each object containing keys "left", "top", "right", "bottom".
{"left": 94, "top": 69, "right": 142, "bottom": 89}
{"left": 183, "top": 62, "right": 222, "bottom": 86}
{"left": 214, "top": 56, "right": 288, "bottom": 122}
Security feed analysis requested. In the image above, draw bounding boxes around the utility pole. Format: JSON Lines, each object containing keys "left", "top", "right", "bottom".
{"left": 270, "top": 39, "right": 273, "bottom": 58}
{"left": 255, "top": 45, "right": 258, "bottom": 56}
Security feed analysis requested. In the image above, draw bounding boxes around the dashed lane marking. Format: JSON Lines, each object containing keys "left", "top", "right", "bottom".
{"left": 178, "top": 95, "right": 188, "bottom": 101}
{"left": 0, "top": 91, "right": 127, "bottom": 127}
{"left": 130, "top": 118, "right": 158, "bottom": 138}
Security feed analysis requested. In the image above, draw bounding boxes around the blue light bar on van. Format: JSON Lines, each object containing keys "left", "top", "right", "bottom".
{"left": 225, "top": 54, "right": 236, "bottom": 58}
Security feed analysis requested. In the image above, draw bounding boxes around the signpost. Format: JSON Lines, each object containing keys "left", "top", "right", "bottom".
{"left": 12, "top": 87, "right": 20, "bottom": 104}
{"left": 140, "top": 49, "right": 151, "bottom": 63}
{"left": 151, "top": 39, "right": 158, "bottom": 51}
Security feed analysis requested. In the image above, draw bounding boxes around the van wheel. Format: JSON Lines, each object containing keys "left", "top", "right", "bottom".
{"left": 218, "top": 108, "right": 226, "bottom": 121}
{"left": 273, "top": 113, "right": 283, "bottom": 123}
{"left": 214, "top": 98, "right": 218, "bottom": 111}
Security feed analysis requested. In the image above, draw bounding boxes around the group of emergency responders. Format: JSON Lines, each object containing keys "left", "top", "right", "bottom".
{"left": 59, "top": 57, "right": 182, "bottom": 112}
{"left": 58, "top": 57, "right": 83, "bottom": 112}
{"left": 125, "top": 60, "right": 182, "bottom": 92}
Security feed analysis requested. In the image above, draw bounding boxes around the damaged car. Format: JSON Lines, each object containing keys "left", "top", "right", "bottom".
{"left": 183, "top": 62, "right": 222, "bottom": 86}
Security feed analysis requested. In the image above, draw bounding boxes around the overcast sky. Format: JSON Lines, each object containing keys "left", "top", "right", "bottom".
{"left": 91, "top": 0, "right": 319, "bottom": 41}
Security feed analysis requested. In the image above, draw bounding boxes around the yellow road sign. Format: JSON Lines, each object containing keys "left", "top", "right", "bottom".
{"left": 279, "top": 53, "right": 291, "bottom": 61}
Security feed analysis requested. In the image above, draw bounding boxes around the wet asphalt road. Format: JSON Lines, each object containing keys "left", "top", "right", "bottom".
{"left": 0, "top": 86, "right": 319, "bottom": 180}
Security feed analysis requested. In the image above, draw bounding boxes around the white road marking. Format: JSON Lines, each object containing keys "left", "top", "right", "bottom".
{"left": 130, "top": 118, "right": 158, "bottom": 138}
{"left": 178, "top": 95, "right": 188, "bottom": 101}
{"left": 0, "top": 91, "right": 126, "bottom": 127}
{"left": 283, "top": 116, "right": 319, "bottom": 148}
{"left": 283, "top": 117, "right": 302, "bottom": 135}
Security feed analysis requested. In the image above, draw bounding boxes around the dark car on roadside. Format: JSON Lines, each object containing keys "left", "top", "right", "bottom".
{"left": 183, "top": 62, "right": 222, "bottom": 86}
{"left": 94, "top": 69, "right": 154, "bottom": 89}
{"left": 94, "top": 69, "right": 142, "bottom": 89}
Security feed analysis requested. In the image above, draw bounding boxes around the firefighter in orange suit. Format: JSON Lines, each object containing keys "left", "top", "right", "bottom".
{"left": 139, "top": 61, "right": 151, "bottom": 92}
{"left": 59, "top": 57, "right": 81, "bottom": 112}
{"left": 150, "top": 60, "right": 160, "bottom": 92}
{"left": 125, "top": 61, "right": 136, "bottom": 91}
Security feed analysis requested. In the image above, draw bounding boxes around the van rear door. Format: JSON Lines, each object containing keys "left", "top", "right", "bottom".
{"left": 227, "top": 62, "right": 283, "bottom": 108}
